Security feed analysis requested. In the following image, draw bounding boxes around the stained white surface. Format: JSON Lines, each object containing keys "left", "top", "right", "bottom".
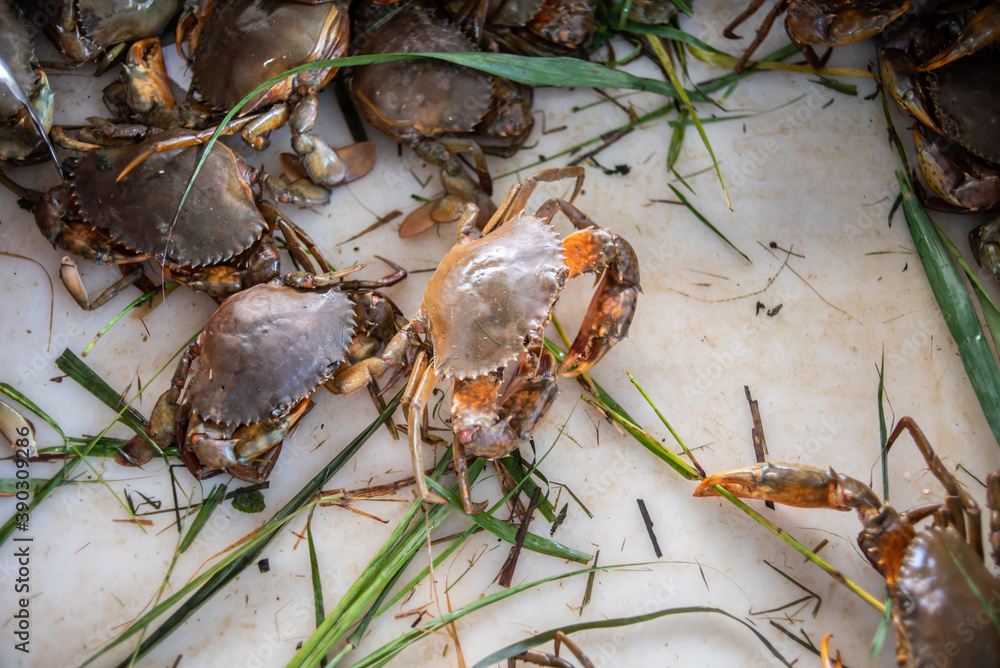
{"left": 2, "top": 4, "right": 1000, "bottom": 667}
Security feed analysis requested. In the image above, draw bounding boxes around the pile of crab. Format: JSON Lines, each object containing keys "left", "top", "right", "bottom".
{"left": 3, "top": 1, "right": 1000, "bottom": 666}
{"left": 723, "top": 0, "right": 1000, "bottom": 272}
{"left": 0, "top": 0, "right": 648, "bottom": 493}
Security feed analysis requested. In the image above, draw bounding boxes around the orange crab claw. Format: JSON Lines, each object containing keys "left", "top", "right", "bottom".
{"left": 820, "top": 634, "right": 844, "bottom": 668}
{"left": 694, "top": 462, "right": 881, "bottom": 513}
{"left": 558, "top": 227, "right": 641, "bottom": 377}
{"left": 918, "top": 1, "right": 1000, "bottom": 71}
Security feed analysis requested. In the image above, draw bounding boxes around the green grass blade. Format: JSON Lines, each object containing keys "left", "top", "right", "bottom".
{"left": 305, "top": 508, "right": 328, "bottom": 668}
{"left": 288, "top": 455, "right": 476, "bottom": 667}
{"left": 649, "top": 37, "right": 731, "bottom": 209}
{"left": 932, "top": 221, "right": 1000, "bottom": 357}
{"left": 55, "top": 349, "right": 148, "bottom": 434}
{"left": 179, "top": 483, "right": 227, "bottom": 553}
{"left": 585, "top": 395, "right": 700, "bottom": 479}
{"left": 81, "top": 390, "right": 402, "bottom": 667}
{"left": 82, "top": 282, "right": 178, "bottom": 356}
{"left": 427, "top": 478, "right": 591, "bottom": 564}
{"left": 0, "top": 383, "right": 65, "bottom": 440}
{"left": 471, "top": 606, "right": 793, "bottom": 667}
{"left": 669, "top": 184, "right": 749, "bottom": 262}
{"left": 348, "top": 562, "right": 718, "bottom": 668}
{"left": 0, "top": 476, "right": 95, "bottom": 494}
{"left": 624, "top": 22, "right": 727, "bottom": 55}
{"left": 895, "top": 173, "right": 1000, "bottom": 445}
{"left": 877, "top": 352, "right": 889, "bottom": 502}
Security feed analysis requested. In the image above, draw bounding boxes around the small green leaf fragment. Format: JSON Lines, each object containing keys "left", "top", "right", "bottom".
{"left": 232, "top": 488, "right": 266, "bottom": 514}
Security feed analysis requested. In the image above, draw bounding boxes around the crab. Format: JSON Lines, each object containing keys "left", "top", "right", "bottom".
{"left": 5, "top": 128, "right": 322, "bottom": 310}
{"left": 878, "top": 2, "right": 1000, "bottom": 277}
{"left": 723, "top": 0, "right": 913, "bottom": 71}
{"left": 0, "top": 1, "right": 55, "bottom": 165}
{"left": 350, "top": 2, "right": 534, "bottom": 236}
{"left": 327, "top": 166, "right": 640, "bottom": 513}
{"left": 694, "top": 417, "right": 1000, "bottom": 667}
{"left": 139, "top": 261, "right": 407, "bottom": 482}
{"left": 443, "top": 0, "right": 596, "bottom": 55}
{"left": 43, "top": 0, "right": 180, "bottom": 72}
{"left": 601, "top": 0, "right": 680, "bottom": 26}
{"left": 92, "top": 0, "right": 371, "bottom": 205}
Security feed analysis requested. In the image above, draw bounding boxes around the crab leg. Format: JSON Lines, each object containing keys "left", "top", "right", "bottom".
{"left": 142, "top": 339, "right": 201, "bottom": 452}
{"left": 878, "top": 48, "right": 942, "bottom": 134}
{"left": 498, "top": 346, "right": 560, "bottom": 444}
{"left": 184, "top": 235, "right": 281, "bottom": 299}
{"left": 820, "top": 634, "right": 844, "bottom": 668}
{"left": 285, "top": 93, "right": 377, "bottom": 188}
{"left": 400, "top": 138, "right": 495, "bottom": 237}
{"left": 919, "top": 1, "right": 1000, "bottom": 71}
{"left": 694, "top": 462, "right": 882, "bottom": 514}
{"left": 59, "top": 257, "right": 146, "bottom": 311}
{"left": 233, "top": 398, "right": 311, "bottom": 462}
{"left": 511, "top": 631, "right": 595, "bottom": 668}
{"left": 407, "top": 362, "right": 448, "bottom": 505}
{"left": 732, "top": 0, "right": 790, "bottom": 72}
{"left": 971, "top": 219, "right": 1000, "bottom": 281}
{"left": 987, "top": 471, "right": 1000, "bottom": 568}
{"left": 327, "top": 307, "right": 422, "bottom": 396}
{"left": 452, "top": 436, "right": 487, "bottom": 514}
{"left": 558, "top": 224, "right": 641, "bottom": 376}
{"left": 885, "top": 416, "right": 983, "bottom": 559}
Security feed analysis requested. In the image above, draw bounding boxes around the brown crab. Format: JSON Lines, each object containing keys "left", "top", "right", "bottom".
{"left": 443, "top": 0, "right": 596, "bottom": 55}
{"left": 350, "top": 2, "right": 534, "bottom": 235}
{"left": 724, "top": 0, "right": 912, "bottom": 71}
{"left": 9, "top": 128, "right": 320, "bottom": 310}
{"left": 1, "top": 0, "right": 54, "bottom": 164}
{"left": 139, "top": 260, "right": 406, "bottom": 482}
{"left": 695, "top": 418, "right": 1000, "bottom": 667}
{"left": 328, "top": 166, "right": 640, "bottom": 513}
{"left": 878, "top": 2, "right": 1000, "bottom": 277}
{"left": 44, "top": 0, "right": 180, "bottom": 72}
{"left": 93, "top": 0, "right": 371, "bottom": 205}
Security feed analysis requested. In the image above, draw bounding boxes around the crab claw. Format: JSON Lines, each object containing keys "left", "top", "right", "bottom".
{"left": 694, "top": 462, "right": 880, "bottom": 513}
{"left": 879, "top": 48, "right": 941, "bottom": 135}
{"left": 785, "top": 0, "right": 910, "bottom": 47}
{"left": 971, "top": 218, "right": 1000, "bottom": 281}
{"left": 913, "top": 125, "right": 1000, "bottom": 212}
{"left": 559, "top": 227, "right": 641, "bottom": 377}
{"left": 918, "top": 1, "right": 1000, "bottom": 71}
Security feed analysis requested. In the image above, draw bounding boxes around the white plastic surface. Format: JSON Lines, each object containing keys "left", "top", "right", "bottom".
{"left": 1, "top": 3, "right": 999, "bottom": 667}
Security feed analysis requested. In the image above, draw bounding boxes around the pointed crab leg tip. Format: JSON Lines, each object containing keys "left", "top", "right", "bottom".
{"left": 692, "top": 467, "right": 768, "bottom": 499}
{"left": 423, "top": 491, "right": 449, "bottom": 505}
{"left": 558, "top": 349, "right": 603, "bottom": 377}
{"left": 692, "top": 476, "right": 724, "bottom": 497}
{"left": 466, "top": 500, "right": 489, "bottom": 514}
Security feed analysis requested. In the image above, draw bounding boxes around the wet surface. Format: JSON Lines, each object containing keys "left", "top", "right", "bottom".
{"left": 1, "top": 5, "right": 999, "bottom": 666}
